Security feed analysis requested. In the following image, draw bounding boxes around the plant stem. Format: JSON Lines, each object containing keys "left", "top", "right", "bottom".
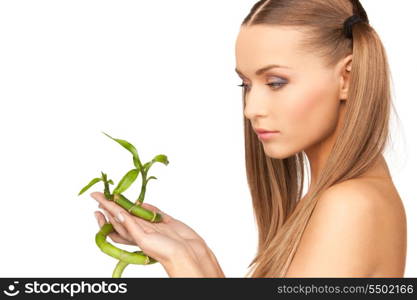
{"left": 111, "top": 193, "right": 162, "bottom": 223}
{"left": 104, "top": 180, "right": 111, "bottom": 199}
{"left": 112, "top": 260, "right": 129, "bottom": 278}
{"left": 95, "top": 190, "right": 161, "bottom": 277}
{"left": 95, "top": 223, "right": 157, "bottom": 264}
{"left": 96, "top": 160, "right": 161, "bottom": 277}
{"left": 112, "top": 250, "right": 156, "bottom": 278}
{"left": 135, "top": 171, "right": 147, "bottom": 205}
{"left": 101, "top": 173, "right": 111, "bottom": 199}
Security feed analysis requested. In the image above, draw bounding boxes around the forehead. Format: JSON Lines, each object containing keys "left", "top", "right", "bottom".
{"left": 235, "top": 25, "right": 314, "bottom": 73}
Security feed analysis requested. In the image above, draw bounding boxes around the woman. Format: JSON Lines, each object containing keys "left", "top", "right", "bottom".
{"left": 91, "top": 0, "right": 407, "bottom": 277}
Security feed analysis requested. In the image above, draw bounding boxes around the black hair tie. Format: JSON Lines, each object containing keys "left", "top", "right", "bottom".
{"left": 343, "top": 14, "right": 363, "bottom": 39}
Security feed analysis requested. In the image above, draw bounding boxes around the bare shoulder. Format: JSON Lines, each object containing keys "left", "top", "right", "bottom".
{"left": 285, "top": 178, "right": 407, "bottom": 277}
{"left": 317, "top": 178, "right": 404, "bottom": 220}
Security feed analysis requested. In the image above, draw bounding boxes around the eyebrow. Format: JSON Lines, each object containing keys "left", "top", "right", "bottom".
{"left": 235, "top": 64, "right": 291, "bottom": 77}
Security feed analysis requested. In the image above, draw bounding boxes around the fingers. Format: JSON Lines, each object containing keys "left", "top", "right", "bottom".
{"left": 140, "top": 202, "right": 161, "bottom": 212}
{"left": 132, "top": 216, "right": 159, "bottom": 234}
{"left": 94, "top": 210, "right": 134, "bottom": 245}
{"left": 140, "top": 202, "right": 174, "bottom": 223}
{"left": 91, "top": 191, "right": 173, "bottom": 224}
{"left": 107, "top": 232, "right": 135, "bottom": 245}
{"left": 91, "top": 192, "right": 128, "bottom": 219}
{"left": 94, "top": 210, "right": 107, "bottom": 227}
{"left": 99, "top": 206, "right": 133, "bottom": 242}
{"left": 93, "top": 193, "right": 158, "bottom": 234}
{"left": 115, "top": 211, "right": 148, "bottom": 245}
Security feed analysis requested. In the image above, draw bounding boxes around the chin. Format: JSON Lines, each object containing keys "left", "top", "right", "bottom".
{"left": 262, "top": 145, "right": 295, "bottom": 160}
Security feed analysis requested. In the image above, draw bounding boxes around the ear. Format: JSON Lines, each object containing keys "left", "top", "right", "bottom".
{"left": 338, "top": 54, "right": 353, "bottom": 101}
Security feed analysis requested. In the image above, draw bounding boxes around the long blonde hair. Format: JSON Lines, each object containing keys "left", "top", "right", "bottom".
{"left": 241, "top": 0, "right": 394, "bottom": 277}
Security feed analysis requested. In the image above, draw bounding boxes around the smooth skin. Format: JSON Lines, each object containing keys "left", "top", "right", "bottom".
{"left": 92, "top": 192, "right": 225, "bottom": 277}
{"left": 235, "top": 25, "right": 407, "bottom": 277}
{"left": 285, "top": 171, "right": 407, "bottom": 277}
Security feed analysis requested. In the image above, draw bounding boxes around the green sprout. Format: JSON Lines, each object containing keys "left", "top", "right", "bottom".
{"left": 78, "top": 131, "right": 169, "bottom": 278}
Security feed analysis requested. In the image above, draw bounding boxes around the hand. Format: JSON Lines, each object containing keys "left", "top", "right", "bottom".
{"left": 91, "top": 192, "right": 192, "bottom": 263}
{"left": 91, "top": 192, "right": 224, "bottom": 277}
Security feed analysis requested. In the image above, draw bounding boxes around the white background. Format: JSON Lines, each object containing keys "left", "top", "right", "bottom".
{"left": 0, "top": 0, "right": 415, "bottom": 277}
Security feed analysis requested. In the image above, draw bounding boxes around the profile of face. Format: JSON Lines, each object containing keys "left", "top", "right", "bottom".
{"left": 235, "top": 25, "right": 352, "bottom": 159}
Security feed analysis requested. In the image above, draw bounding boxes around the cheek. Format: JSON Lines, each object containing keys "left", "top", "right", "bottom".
{"left": 282, "top": 83, "right": 339, "bottom": 142}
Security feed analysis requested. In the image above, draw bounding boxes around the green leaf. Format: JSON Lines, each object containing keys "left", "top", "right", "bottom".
{"left": 102, "top": 131, "right": 141, "bottom": 169}
{"left": 152, "top": 154, "right": 169, "bottom": 165}
{"left": 146, "top": 176, "right": 157, "bottom": 185}
{"left": 78, "top": 177, "right": 102, "bottom": 196}
{"left": 132, "top": 156, "right": 141, "bottom": 169}
{"left": 144, "top": 154, "right": 169, "bottom": 173}
{"left": 113, "top": 168, "right": 140, "bottom": 194}
{"left": 108, "top": 179, "right": 114, "bottom": 185}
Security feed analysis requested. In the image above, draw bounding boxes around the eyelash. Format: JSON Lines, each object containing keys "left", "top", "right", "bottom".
{"left": 237, "top": 82, "right": 286, "bottom": 91}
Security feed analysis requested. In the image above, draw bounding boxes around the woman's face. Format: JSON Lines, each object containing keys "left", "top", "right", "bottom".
{"left": 235, "top": 25, "right": 349, "bottom": 159}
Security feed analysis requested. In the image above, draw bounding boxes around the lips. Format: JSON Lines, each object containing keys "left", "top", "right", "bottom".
{"left": 254, "top": 128, "right": 280, "bottom": 134}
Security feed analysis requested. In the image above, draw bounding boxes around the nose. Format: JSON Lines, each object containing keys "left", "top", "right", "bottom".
{"left": 243, "top": 87, "right": 270, "bottom": 120}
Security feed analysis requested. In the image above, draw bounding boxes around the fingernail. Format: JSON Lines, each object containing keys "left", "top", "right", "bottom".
{"left": 116, "top": 211, "right": 125, "bottom": 223}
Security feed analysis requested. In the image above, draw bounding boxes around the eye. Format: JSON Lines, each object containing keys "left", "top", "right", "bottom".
{"left": 237, "top": 81, "right": 287, "bottom": 91}
{"left": 266, "top": 82, "right": 287, "bottom": 89}
{"left": 237, "top": 82, "right": 249, "bottom": 90}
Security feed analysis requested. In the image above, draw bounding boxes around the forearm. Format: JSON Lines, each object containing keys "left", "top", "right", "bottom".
{"left": 202, "top": 248, "right": 225, "bottom": 278}
{"left": 163, "top": 250, "right": 205, "bottom": 278}
{"left": 163, "top": 245, "right": 225, "bottom": 278}
{"left": 188, "top": 241, "right": 225, "bottom": 277}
